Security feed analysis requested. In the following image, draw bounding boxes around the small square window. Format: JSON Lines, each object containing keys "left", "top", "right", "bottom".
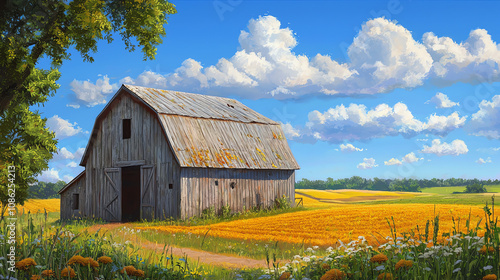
{"left": 168, "top": 184, "right": 173, "bottom": 190}
{"left": 72, "top": 193, "right": 79, "bottom": 210}
{"left": 123, "top": 119, "right": 131, "bottom": 139}
{"left": 215, "top": 180, "right": 219, "bottom": 186}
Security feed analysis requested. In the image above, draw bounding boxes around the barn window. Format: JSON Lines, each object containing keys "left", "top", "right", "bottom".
{"left": 72, "top": 193, "right": 79, "bottom": 210}
{"left": 169, "top": 184, "right": 173, "bottom": 190}
{"left": 230, "top": 182, "right": 236, "bottom": 189}
{"left": 215, "top": 180, "right": 218, "bottom": 186}
{"left": 122, "top": 119, "right": 131, "bottom": 139}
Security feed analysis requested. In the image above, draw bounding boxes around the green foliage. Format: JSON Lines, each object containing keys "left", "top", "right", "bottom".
{"left": 28, "top": 180, "right": 66, "bottom": 199}
{"left": 201, "top": 206, "right": 217, "bottom": 220}
{"left": 465, "top": 183, "right": 487, "bottom": 193}
{"left": 220, "top": 204, "right": 232, "bottom": 219}
{"left": 274, "top": 195, "right": 291, "bottom": 210}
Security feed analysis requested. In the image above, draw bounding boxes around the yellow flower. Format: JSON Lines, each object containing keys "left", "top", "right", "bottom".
{"left": 370, "top": 253, "right": 388, "bottom": 264}
{"left": 15, "top": 258, "right": 37, "bottom": 270}
{"left": 279, "top": 272, "right": 292, "bottom": 280}
{"left": 97, "top": 256, "right": 113, "bottom": 264}
{"left": 483, "top": 275, "right": 498, "bottom": 280}
{"left": 320, "top": 268, "right": 345, "bottom": 280}
{"left": 41, "top": 270, "right": 55, "bottom": 277}
{"left": 395, "top": 259, "right": 413, "bottom": 270}
{"left": 377, "top": 272, "right": 393, "bottom": 280}
{"left": 61, "top": 267, "right": 76, "bottom": 278}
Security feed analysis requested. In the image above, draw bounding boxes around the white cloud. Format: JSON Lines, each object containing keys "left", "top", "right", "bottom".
{"left": 281, "top": 122, "right": 301, "bottom": 140}
{"left": 423, "top": 29, "right": 500, "bottom": 85}
{"left": 288, "top": 102, "right": 465, "bottom": 143}
{"left": 68, "top": 75, "right": 118, "bottom": 107}
{"left": 417, "top": 138, "right": 429, "bottom": 142}
{"left": 421, "top": 139, "right": 469, "bottom": 156}
{"left": 427, "top": 92, "right": 459, "bottom": 108}
{"left": 467, "top": 95, "right": 500, "bottom": 139}
{"left": 46, "top": 116, "right": 83, "bottom": 139}
{"left": 340, "top": 143, "right": 363, "bottom": 152}
{"left": 477, "top": 157, "right": 492, "bottom": 164}
{"left": 37, "top": 168, "right": 61, "bottom": 183}
{"left": 402, "top": 152, "right": 423, "bottom": 163}
{"left": 357, "top": 158, "right": 378, "bottom": 169}
{"left": 62, "top": 175, "right": 74, "bottom": 182}
{"left": 384, "top": 158, "right": 402, "bottom": 166}
{"left": 66, "top": 161, "right": 78, "bottom": 168}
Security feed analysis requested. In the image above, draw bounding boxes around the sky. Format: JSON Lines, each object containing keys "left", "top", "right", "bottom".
{"left": 36, "top": 0, "right": 500, "bottom": 183}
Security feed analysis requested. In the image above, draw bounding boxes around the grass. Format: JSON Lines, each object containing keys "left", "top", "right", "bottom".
{"left": 421, "top": 184, "right": 500, "bottom": 194}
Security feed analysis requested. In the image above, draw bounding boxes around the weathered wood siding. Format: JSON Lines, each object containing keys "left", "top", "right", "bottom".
{"left": 84, "top": 91, "right": 181, "bottom": 220}
{"left": 60, "top": 173, "right": 86, "bottom": 220}
{"left": 179, "top": 168, "right": 295, "bottom": 219}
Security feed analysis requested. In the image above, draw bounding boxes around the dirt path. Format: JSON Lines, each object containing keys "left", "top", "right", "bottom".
{"left": 87, "top": 223, "right": 270, "bottom": 269}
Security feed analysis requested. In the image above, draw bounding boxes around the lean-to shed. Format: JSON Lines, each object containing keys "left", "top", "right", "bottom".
{"left": 59, "top": 84, "right": 299, "bottom": 221}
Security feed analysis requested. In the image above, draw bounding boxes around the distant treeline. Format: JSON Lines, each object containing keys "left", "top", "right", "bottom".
{"left": 295, "top": 177, "right": 500, "bottom": 192}
{"left": 28, "top": 181, "right": 66, "bottom": 199}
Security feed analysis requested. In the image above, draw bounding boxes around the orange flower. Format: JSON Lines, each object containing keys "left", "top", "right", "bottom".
{"left": 370, "top": 254, "right": 388, "bottom": 264}
{"left": 41, "top": 270, "right": 55, "bottom": 277}
{"left": 15, "top": 258, "right": 37, "bottom": 270}
{"left": 395, "top": 259, "right": 413, "bottom": 270}
{"left": 121, "top": 265, "right": 138, "bottom": 275}
{"left": 134, "top": 269, "right": 145, "bottom": 277}
{"left": 320, "top": 268, "right": 345, "bottom": 280}
{"left": 67, "top": 255, "right": 88, "bottom": 266}
{"left": 321, "top": 263, "right": 331, "bottom": 270}
{"left": 483, "top": 275, "right": 498, "bottom": 280}
{"left": 61, "top": 267, "right": 76, "bottom": 278}
{"left": 30, "top": 276, "right": 43, "bottom": 280}
{"left": 377, "top": 272, "right": 393, "bottom": 280}
{"left": 479, "top": 246, "right": 496, "bottom": 255}
{"left": 279, "top": 272, "right": 292, "bottom": 280}
{"left": 97, "top": 256, "right": 113, "bottom": 264}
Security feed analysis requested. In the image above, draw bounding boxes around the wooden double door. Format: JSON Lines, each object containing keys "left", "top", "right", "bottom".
{"left": 102, "top": 165, "right": 156, "bottom": 222}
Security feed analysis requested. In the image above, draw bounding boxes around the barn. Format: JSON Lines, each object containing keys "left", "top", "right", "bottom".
{"left": 59, "top": 84, "right": 299, "bottom": 221}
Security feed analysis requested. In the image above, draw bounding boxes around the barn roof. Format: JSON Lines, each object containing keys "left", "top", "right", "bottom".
{"left": 80, "top": 85, "right": 299, "bottom": 170}
{"left": 58, "top": 170, "right": 85, "bottom": 194}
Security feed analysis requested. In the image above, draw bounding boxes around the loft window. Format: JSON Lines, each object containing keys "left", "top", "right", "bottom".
{"left": 230, "top": 182, "right": 236, "bottom": 189}
{"left": 215, "top": 180, "right": 219, "bottom": 186}
{"left": 169, "top": 184, "right": 173, "bottom": 190}
{"left": 72, "top": 193, "right": 79, "bottom": 210}
{"left": 123, "top": 119, "right": 131, "bottom": 139}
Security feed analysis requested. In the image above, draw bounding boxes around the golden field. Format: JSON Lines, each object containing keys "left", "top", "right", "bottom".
{"left": 295, "top": 189, "right": 418, "bottom": 207}
{"left": 139, "top": 204, "right": 495, "bottom": 246}
{"left": 14, "top": 198, "right": 60, "bottom": 214}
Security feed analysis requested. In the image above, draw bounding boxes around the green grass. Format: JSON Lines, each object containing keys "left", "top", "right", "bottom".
{"left": 420, "top": 184, "right": 500, "bottom": 194}
{"left": 358, "top": 192, "right": 496, "bottom": 205}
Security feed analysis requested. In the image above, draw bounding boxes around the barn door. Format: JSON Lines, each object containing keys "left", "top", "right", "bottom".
{"left": 103, "top": 168, "right": 121, "bottom": 222}
{"left": 140, "top": 165, "right": 156, "bottom": 220}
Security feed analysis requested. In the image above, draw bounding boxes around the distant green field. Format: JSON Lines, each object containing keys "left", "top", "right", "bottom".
{"left": 421, "top": 184, "right": 500, "bottom": 194}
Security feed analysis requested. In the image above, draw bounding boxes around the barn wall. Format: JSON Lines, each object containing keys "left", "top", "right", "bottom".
{"left": 60, "top": 174, "right": 86, "bottom": 220}
{"left": 84, "top": 92, "right": 181, "bottom": 220}
{"left": 180, "top": 168, "right": 295, "bottom": 219}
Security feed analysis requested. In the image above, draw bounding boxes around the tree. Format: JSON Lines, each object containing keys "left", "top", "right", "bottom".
{"left": 465, "top": 183, "right": 487, "bottom": 193}
{"left": 0, "top": 0, "right": 176, "bottom": 217}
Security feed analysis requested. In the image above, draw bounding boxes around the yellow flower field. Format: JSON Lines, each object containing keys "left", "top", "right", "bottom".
{"left": 295, "top": 189, "right": 417, "bottom": 207}
{"left": 139, "top": 204, "right": 496, "bottom": 246}
{"left": 13, "top": 199, "right": 60, "bottom": 214}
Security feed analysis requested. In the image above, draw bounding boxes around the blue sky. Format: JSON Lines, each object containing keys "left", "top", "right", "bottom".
{"left": 36, "top": 0, "right": 500, "bottom": 183}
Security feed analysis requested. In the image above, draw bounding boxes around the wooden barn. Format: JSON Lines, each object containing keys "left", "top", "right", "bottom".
{"left": 59, "top": 84, "right": 299, "bottom": 221}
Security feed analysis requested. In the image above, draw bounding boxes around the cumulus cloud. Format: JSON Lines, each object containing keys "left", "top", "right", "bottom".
{"left": 423, "top": 29, "right": 500, "bottom": 85}
{"left": 357, "top": 158, "right": 378, "bottom": 169}
{"left": 340, "top": 143, "right": 364, "bottom": 152}
{"left": 467, "top": 95, "right": 500, "bottom": 139}
{"left": 384, "top": 158, "right": 402, "bottom": 166}
{"left": 426, "top": 92, "right": 459, "bottom": 108}
{"left": 477, "top": 157, "right": 492, "bottom": 164}
{"left": 421, "top": 139, "right": 469, "bottom": 156}
{"left": 68, "top": 75, "right": 119, "bottom": 107}
{"left": 37, "top": 168, "right": 62, "bottom": 183}
{"left": 62, "top": 175, "right": 75, "bottom": 182}
{"left": 66, "top": 161, "right": 78, "bottom": 168}
{"left": 288, "top": 102, "right": 465, "bottom": 144}
{"left": 46, "top": 116, "right": 83, "bottom": 139}
{"left": 281, "top": 122, "right": 301, "bottom": 140}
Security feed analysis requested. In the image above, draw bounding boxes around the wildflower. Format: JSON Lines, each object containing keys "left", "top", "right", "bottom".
{"left": 30, "top": 276, "right": 42, "bottom": 280}
{"left": 395, "top": 259, "right": 413, "bottom": 270}
{"left": 377, "top": 272, "right": 393, "bottom": 280}
{"left": 375, "top": 265, "right": 385, "bottom": 271}
{"left": 41, "top": 270, "right": 54, "bottom": 277}
{"left": 61, "top": 267, "right": 76, "bottom": 278}
{"left": 86, "top": 257, "right": 99, "bottom": 268}
{"left": 15, "top": 258, "right": 37, "bottom": 270}
{"left": 67, "top": 255, "right": 88, "bottom": 265}
{"left": 97, "top": 256, "right": 113, "bottom": 264}
{"left": 121, "top": 266, "right": 137, "bottom": 275}
{"left": 453, "top": 268, "right": 461, "bottom": 273}
{"left": 134, "top": 269, "right": 145, "bottom": 277}
{"left": 483, "top": 275, "right": 497, "bottom": 280}
{"left": 321, "top": 263, "right": 331, "bottom": 270}
{"left": 279, "top": 272, "right": 291, "bottom": 280}
{"left": 370, "top": 253, "right": 388, "bottom": 264}
{"left": 484, "top": 265, "right": 493, "bottom": 271}
{"left": 479, "top": 246, "right": 495, "bottom": 255}
{"left": 320, "top": 268, "right": 344, "bottom": 280}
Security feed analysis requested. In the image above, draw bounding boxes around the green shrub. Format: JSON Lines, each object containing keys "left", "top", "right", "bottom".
{"left": 274, "top": 195, "right": 291, "bottom": 210}
{"left": 465, "top": 183, "right": 487, "bottom": 193}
